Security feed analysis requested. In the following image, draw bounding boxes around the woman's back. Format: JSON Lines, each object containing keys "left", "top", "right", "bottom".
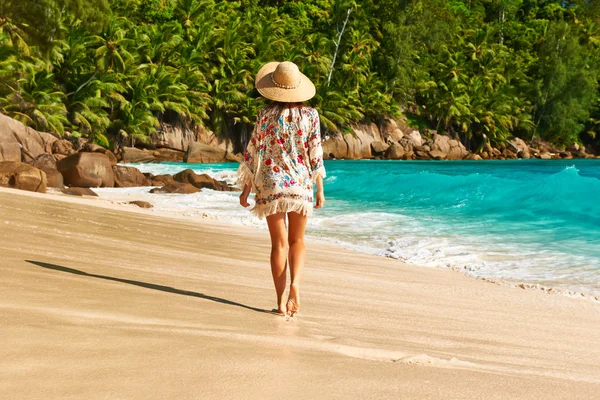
{"left": 238, "top": 102, "right": 325, "bottom": 219}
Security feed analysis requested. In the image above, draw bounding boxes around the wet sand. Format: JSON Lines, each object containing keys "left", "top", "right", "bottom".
{"left": 1, "top": 187, "right": 599, "bottom": 399}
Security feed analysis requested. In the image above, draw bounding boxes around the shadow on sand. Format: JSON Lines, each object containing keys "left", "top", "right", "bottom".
{"left": 26, "top": 260, "right": 273, "bottom": 315}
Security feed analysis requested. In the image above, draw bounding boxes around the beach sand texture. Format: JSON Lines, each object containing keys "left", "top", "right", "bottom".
{"left": 1, "top": 187, "right": 599, "bottom": 399}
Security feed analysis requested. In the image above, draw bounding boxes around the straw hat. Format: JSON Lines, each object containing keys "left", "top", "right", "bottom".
{"left": 255, "top": 61, "right": 316, "bottom": 103}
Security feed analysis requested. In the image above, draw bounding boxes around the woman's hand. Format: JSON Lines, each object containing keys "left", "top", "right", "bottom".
{"left": 315, "top": 190, "right": 326, "bottom": 209}
{"left": 239, "top": 184, "right": 251, "bottom": 208}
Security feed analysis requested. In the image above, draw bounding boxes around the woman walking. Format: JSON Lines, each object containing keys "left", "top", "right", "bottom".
{"left": 237, "top": 61, "right": 326, "bottom": 318}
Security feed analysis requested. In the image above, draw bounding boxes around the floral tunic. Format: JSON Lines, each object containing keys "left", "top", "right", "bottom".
{"left": 237, "top": 103, "right": 326, "bottom": 219}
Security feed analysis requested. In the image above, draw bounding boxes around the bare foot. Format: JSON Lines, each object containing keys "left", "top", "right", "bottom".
{"left": 273, "top": 307, "right": 285, "bottom": 316}
{"left": 286, "top": 284, "right": 300, "bottom": 318}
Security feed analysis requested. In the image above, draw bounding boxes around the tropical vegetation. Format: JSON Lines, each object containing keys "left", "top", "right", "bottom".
{"left": 0, "top": 0, "right": 599, "bottom": 151}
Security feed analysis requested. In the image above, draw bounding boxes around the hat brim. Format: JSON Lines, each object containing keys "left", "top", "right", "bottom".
{"left": 255, "top": 62, "right": 316, "bottom": 103}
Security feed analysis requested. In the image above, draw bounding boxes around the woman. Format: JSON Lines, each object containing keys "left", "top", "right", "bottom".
{"left": 237, "top": 61, "right": 326, "bottom": 318}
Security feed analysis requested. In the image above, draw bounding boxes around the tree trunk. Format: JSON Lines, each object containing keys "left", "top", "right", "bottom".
{"left": 327, "top": 8, "right": 352, "bottom": 87}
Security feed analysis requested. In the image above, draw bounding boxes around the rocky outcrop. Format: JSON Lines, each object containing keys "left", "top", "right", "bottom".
{"left": 185, "top": 143, "right": 227, "bottom": 163}
{"left": 52, "top": 140, "right": 76, "bottom": 156}
{"left": 371, "top": 141, "right": 389, "bottom": 154}
{"left": 0, "top": 161, "right": 47, "bottom": 193}
{"left": 129, "top": 200, "right": 153, "bottom": 208}
{"left": 113, "top": 165, "right": 151, "bottom": 188}
{"left": 509, "top": 138, "right": 530, "bottom": 159}
{"left": 0, "top": 113, "right": 58, "bottom": 161}
{"left": 27, "top": 154, "right": 63, "bottom": 188}
{"left": 154, "top": 148, "right": 185, "bottom": 162}
{"left": 120, "top": 147, "right": 157, "bottom": 163}
{"left": 151, "top": 123, "right": 234, "bottom": 158}
{"left": 173, "top": 169, "right": 238, "bottom": 191}
{"left": 0, "top": 129, "right": 21, "bottom": 162}
{"left": 323, "top": 123, "right": 384, "bottom": 160}
{"left": 152, "top": 123, "right": 199, "bottom": 153}
{"left": 380, "top": 118, "right": 405, "bottom": 143}
{"left": 384, "top": 143, "right": 408, "bottom": 160}
{"left": 60, "top": 187, "right": 98, "bottom": 196}
{"left": 145, "top": 173, "right": 177, "bottom": 187}
{"left": 57, "top": 152, "right": 114, "bottom": 188}
{"left": 150, "top": 182, "right": 200, "bottom": 194}
{"left": 84, "top": 144, "right": 118, "bottom": 166}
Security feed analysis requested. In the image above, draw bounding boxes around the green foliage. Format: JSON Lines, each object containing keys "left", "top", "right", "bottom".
{"left": 0, "top": 0, "right": 599, "bottom": 150}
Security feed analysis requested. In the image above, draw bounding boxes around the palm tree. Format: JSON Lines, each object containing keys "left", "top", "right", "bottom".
{"left": 93, "top": 18, "right": 133, "bottom": 73}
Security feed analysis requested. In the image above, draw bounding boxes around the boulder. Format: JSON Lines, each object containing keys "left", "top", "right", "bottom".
{"left": 52, "top": 139, "right": 76, "bottom": 156}
{"left": 27, "top": 154, "right": 63, "bottom": 188}
{"left": 414, "top": 150, "right": 431, "bottom": 160}
{"left": 371, "top": 141, "right": 390, "bottom": 154}
{"left": 0, "top": 113, "right": 57, "bottom": 160}
{"left": 57, "top": 152, "right": 114, "bottom": 188}
{"left": 406, "top": 130, "right": 423, "bottom": 147}
{"left": 152, "top": 123, "right": 198, "bottom": 152}
{"left": 0, "top": 161, "right": 47, "bottom": 193}
{"left": 154, "top": 148, "right": 185, "bottom": 162}
{"left": 129, "top": 200, "right": 153, "bottom": 208}
{"left": 151, "top": 123, "right": 234, "bottom": 154}
{"left": 149, "top": 182, "right": 200, "bottom": 194}
{"left": 346, "top": 123, "right": 382, "bottom": 159}
{"left": 173, "top": 169, "right": 237, "bottom": 191}
{"left": 120, "top": 147, "right": 157, "bottom": 163}
{"left": 27, "top": 154, "right": 56, "bottom": 170}
{"left": 53, "top": 154, "right": 67, "bottom": 162}
{"left": 185, "top": 143, "right": 226, "bottom": 163}
{"left": 429, "top": 150, "right": 447, "bottom": 160}
{"left": 225, "top": 152, "right": 243, "bottom": 163}
{"left": 321, "top": 123, "right": 383, "bottom": 160}
{"left": 464, "top": 153, "right": 481, "bottom": 161}
{"left": 380, "top": 119, "right": 404, "bottom": 143}
{"left": 43, "top": 169, "right": 64, "bottom": 188}
{"left": 84, "top": 143, "right": 118, "bottom": 166}
{"left": 559, "top": 151, "right": 573, "bottom": 159}
{"left": 113, "top": 165, "right": 152, "bottom": 188}
{"left": 384, "top": 143, "right": 405, "bottom": 160}
{"left": 322, "top": 135, "right": 348, "bottom": 159}
{"left": 569, "top": 143, "right": 581, "bottom": 152}
{"left": 72, "top": 137, "right": 90, "bottom": 152}
{"left": 430, "top": 134, "right": 451, "bottom": 155}
{"left": 150, "top": 174, "right": 177, "bottom": 187}
{"left": 0, "top": 129, "right": 21, "bottom": 162}
{"left": 60, "top": 187, "right": 98, "bottom": 196}
{"left": 509, "top": 137, "right": 531, "bottom": 159}
{"left": 502, "top": 149, "right": 517, "bottom": 159}
{"left": 447, "top": 140, "right": 468, "bottom": 160}
{"left": 539, "top": 152, "right": 552, "bottom": 160}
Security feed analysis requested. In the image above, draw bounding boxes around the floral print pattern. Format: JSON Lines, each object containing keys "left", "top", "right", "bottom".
{"left": 237, "top": 103, "right": 326, "bottom": 219}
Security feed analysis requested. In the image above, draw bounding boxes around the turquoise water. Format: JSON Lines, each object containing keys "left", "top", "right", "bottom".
{"left": 124, "top": 159, "right": 600, "bottom": 295}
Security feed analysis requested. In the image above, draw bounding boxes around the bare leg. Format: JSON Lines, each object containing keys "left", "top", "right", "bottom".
{"left": 266, "top": 213, "right": 288, "bottom": 314}
{"left": 286, "top": 212, "right": 308, "bottom": 317}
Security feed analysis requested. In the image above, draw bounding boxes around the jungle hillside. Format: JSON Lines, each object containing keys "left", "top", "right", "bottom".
{"left": 1, "top": 0, "right": 599, "bottom": 151}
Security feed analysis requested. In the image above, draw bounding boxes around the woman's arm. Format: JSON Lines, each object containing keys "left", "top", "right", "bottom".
{"left": 237, "top": 114, "right": 261, "bottom": 208}
{"left": 308, "top": 109, "right": 326, "bottom": 209}
{"left": 314, "top": 175, "right": 325, "bottom": 209}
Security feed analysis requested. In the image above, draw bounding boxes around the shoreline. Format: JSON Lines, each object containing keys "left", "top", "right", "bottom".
{"left": 53, "top": 177, "right": 600, "bottom": 303}
{"left": 2, "top": 186, "right": 600, "bottom": 398}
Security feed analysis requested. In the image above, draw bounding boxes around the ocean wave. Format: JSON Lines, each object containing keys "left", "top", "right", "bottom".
{"left": 116, "top": 160, "right": 600, "bottom": 296}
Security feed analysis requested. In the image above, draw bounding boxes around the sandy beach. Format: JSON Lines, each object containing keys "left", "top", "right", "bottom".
{"left": 1, "top": 186, "right": 599, "bottom": 399}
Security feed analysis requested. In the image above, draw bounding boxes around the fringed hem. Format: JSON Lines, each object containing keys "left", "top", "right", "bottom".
{"left": 236, "top": 162, "right": 254, "bottom": 190}
{"left": 312, "top": 167, "right": 326, "bottom": 182}
{"left": 251, "top": 199, "right": 313, "bottom": 220}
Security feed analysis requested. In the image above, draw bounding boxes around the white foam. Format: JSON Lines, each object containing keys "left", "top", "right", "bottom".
{"left": 99, "top": 163, "right": 600, "bottom": 297}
